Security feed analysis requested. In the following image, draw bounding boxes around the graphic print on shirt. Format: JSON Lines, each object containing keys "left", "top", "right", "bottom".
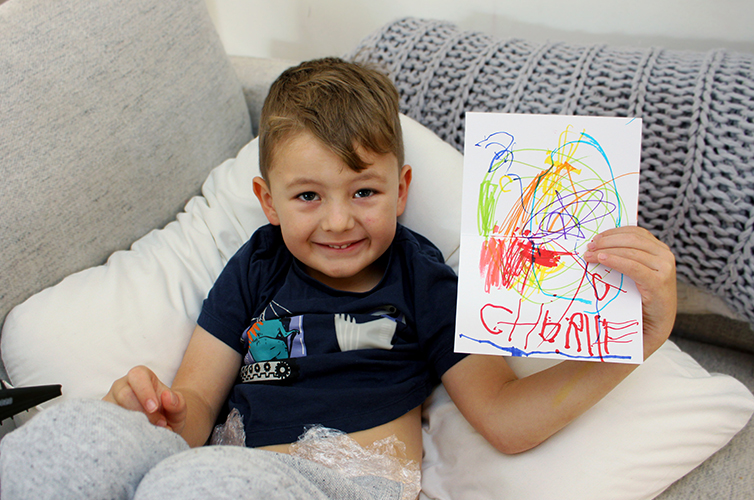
{"left": 240, "top": 302, "right": 404, "bottom": 383}
{"left": 334, "top": 306, "right": 403, "bottom": 352}
{"left": 334, "top": 306, "right": 402, "bottom": 351}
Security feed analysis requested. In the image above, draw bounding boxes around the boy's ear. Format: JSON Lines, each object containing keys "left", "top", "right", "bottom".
{"left": 396, "top": 164, "right": 412, "bottom": 217}
{"left": 252, "top": 176, "right": 280, "bottom": 225}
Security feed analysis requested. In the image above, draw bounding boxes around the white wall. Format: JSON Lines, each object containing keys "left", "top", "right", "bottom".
{"left": 204, "top": 0, "right": 754, "bottom": 60}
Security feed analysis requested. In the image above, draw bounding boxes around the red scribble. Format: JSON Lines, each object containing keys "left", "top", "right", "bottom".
{"left": 479, "top": 229, "right": 574, "bottom": 294}
{"left": 590, "top": 271, "right": 627, "bottom": 301}
{"left": 479, "top": 303, "right": 515, "bottom": 335}
{"left": 480, "top": 237, "right": 507, "bottom": 293}
{"left": 538, "top": 308, "right": 561, "bottom": 343}
{"left": 516, "top": 238, "right": 571, "bottom": 268}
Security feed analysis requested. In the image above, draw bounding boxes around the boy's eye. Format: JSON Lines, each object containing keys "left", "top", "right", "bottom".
{"left": 354, "top": 188, "right": 375, "bottom": 199}
{"left": 297, "top": 192, "right": 319, "bottom": 202}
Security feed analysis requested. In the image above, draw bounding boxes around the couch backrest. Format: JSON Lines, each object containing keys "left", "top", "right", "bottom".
{"left": 0, "top": 0, "right": 252, "bottom": 380}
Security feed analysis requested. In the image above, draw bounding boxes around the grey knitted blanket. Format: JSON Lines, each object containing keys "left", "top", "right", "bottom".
{"left": 350, "top": 18, "right": 754, "bottom": 329}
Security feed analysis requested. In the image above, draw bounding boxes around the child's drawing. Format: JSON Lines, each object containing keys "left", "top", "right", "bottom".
{"left": 455, "top": 112, "right": 644, "bottom": 363}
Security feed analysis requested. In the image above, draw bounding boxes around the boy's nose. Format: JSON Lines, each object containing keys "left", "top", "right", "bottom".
{"left": 321, "top": 201, "right": 355, "bottom": 232}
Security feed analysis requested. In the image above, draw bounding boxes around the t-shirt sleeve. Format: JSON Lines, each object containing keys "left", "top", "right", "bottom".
{"left": 197, "top": 227, "right": 286, "bottom": 354}
{"left": 197, "top": 242, "right": 256, "bottom": 354}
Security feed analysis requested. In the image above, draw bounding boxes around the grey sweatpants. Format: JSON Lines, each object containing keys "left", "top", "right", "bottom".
{"left": 0, "top": 399, "right": 403, "bottom": 500}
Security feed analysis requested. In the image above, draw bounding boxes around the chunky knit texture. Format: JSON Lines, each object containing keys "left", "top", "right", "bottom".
{"left": 349, "top": 18, "right": 754, "bottom": 329}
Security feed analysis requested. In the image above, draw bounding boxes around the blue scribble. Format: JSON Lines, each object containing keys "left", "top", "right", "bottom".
{"left": 476, "top": 131, "right": 516, "bottom": 173}
{"left": 458, "top": 333, "right": 631, "bottom": 361}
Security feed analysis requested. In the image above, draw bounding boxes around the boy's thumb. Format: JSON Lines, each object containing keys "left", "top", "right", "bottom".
{"left": 162, "top": 389, "right": 180, "bottom": 410}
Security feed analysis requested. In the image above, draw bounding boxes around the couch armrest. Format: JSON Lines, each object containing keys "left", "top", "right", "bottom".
{"left": 229, "top": 56, "right": 299, "bottom": 136}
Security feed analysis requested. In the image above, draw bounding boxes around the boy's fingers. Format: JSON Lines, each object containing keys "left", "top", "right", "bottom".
{"left": 587, "top": 226, "right": 672, "bottom": 258}
{"left": 587, "top": 228, "right": 674, "bottom": 270}
{"left": 589, "top": 227, "right": 668, "bottom": 256}
{"left": 588, "top": 251, "right": 673, "bottom": 288}
{"left": 104, "top": 367, "right": 185, "bottom": 430}
{"left": 584, "top": 246, "right": 672, "bottom": 274}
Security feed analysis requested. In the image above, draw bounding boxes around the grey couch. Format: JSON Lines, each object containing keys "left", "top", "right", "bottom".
{"left": 1, "top": 0, "right": 752, "bottom": 498}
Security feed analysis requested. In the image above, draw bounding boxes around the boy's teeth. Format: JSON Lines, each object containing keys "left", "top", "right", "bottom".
{"left": 329, "top": 243, "right": 350, "bottom": 249}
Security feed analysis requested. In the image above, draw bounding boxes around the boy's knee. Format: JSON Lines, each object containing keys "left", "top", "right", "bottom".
{"left": 0, "top": 398, "right": 188, "bottom": 500}
{"left": 134, "top": 446, "right": 401, "bottom": 500}
{"left": 135, "top": 447, "right": 320, "bottom": 500}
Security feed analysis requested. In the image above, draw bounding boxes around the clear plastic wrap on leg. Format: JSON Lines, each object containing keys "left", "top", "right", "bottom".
{"left": 290, "top": 425, "right": 421, "bottom": 500}
{"left": 210, "top": 408, "right": 246, "bottom": 446}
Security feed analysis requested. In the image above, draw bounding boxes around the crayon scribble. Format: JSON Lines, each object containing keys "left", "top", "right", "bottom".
{"left": 467, "top": 125, "right": 639, "bottom": 361}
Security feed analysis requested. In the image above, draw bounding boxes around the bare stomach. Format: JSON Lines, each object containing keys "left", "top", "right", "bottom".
{"left": 257, "top": 405, "right": 424, "bottom": 464}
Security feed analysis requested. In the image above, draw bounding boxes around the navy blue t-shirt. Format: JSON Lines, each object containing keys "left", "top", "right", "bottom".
{"left": 197, "top": 223, "right": 466, "bottom": 447}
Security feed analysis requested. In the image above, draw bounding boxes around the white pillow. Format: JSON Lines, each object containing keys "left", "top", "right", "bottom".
{"left": 1, "top": 136, "right": 265, "bottom": 401}
{"left": 2, "top": 115, "right": 752, "bottom": 500}
{"left": 420, "top": 343, "right": 754, "bottom": 500}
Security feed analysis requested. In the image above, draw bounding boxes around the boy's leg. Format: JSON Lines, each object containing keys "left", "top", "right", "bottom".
{"left": 134, "top": 446, "right": 404, "bottom": 500}
{"left": 0, "top": 398, "right": 189, "bottom": 500}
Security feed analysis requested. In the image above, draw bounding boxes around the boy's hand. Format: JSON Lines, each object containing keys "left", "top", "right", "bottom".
{"left": 103, "top": 366, "right": 187, "bottom": 434}
{"left": 444, "top": 226, "right": 677, "bottom": 454}
{"left": 583, "top": 226, "right": 677, "bottom": 359}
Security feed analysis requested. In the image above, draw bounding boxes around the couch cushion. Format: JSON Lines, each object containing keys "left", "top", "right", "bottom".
{"left": 0, "top": 0, "right": 251, "bottom": 353}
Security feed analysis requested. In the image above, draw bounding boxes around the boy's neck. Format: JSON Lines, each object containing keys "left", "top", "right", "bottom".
{"left": 301, "top": 254, "right": 388, "bottom": 293}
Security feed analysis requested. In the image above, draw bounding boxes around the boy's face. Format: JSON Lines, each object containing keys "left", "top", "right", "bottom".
{"left": 253, "top": 130, "right": 411, "bottom": 292}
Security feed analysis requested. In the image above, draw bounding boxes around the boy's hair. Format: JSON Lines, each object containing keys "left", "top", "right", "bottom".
{"left": 258, "top": 57, "right": 404, "bottom": 180}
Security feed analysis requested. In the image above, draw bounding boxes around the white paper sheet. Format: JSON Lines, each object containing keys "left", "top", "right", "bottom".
{"left": 455, "top": 112, "right": 644, "bottom": 363}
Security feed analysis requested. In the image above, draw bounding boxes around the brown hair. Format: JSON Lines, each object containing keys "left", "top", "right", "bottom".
{"left": 258, "top": 57, "right": 403, "bottom": 180}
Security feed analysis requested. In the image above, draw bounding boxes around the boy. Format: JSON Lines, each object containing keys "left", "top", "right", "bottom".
{"left": 109, "top": 54, "right": 676, "bottom": 466}
{"left": 3, "top": 58, "right": 676, "bottom": 498}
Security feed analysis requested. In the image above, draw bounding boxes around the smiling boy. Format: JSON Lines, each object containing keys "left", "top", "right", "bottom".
{"left": 109, "top": 55, "right": 675, "bottom": 458}
{"left": 1, "top": 57, "right": 676, "bottom": 499}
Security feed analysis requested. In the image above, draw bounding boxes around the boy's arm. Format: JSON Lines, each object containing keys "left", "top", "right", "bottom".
{"left": 442, "top": 226, "right": 676, "bottom": 455}
{"left": 104, "top": 325, "right": 241, "bottom": 448}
